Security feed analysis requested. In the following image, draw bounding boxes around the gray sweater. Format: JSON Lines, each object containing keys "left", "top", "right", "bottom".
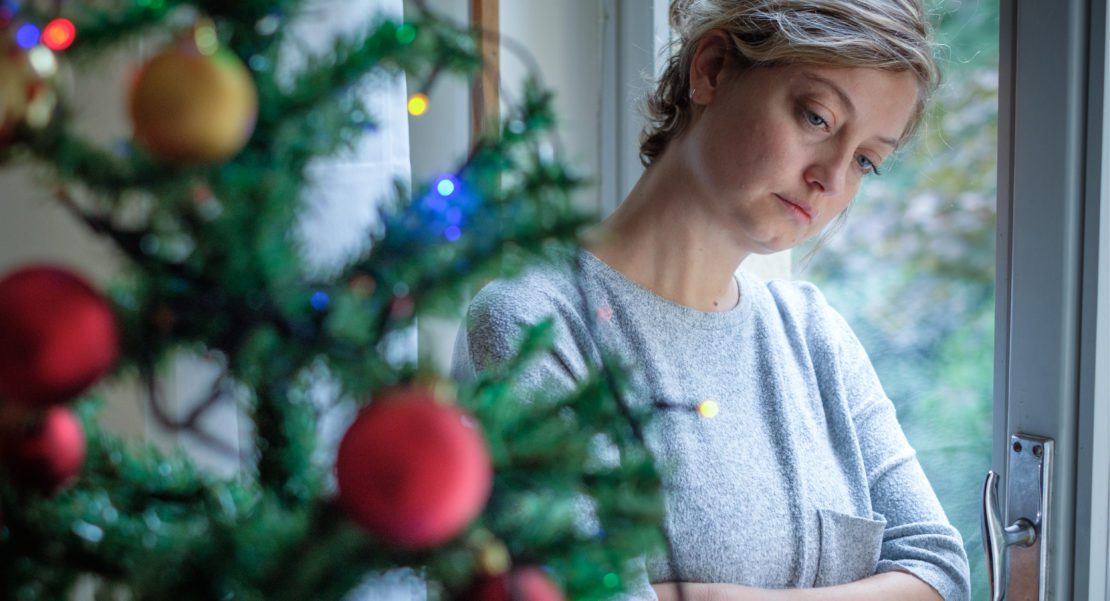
{"left": 451, "top": 248, "right": 971, "bottom": 601}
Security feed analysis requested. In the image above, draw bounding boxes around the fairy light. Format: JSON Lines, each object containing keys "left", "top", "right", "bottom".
{"left": 407, "top": 93, "right": 429, "bottom": 116}
{"left": 194, "top": 20, "right": 219, "bottom": 56}
{"left": 476, "top": 540, "right": 510, "bottom": 575}
{"left": 14, "top": 23, "right": 39, "bottom": 49}
{"left": 41, "top": 18, "right": 75, "bottom": 51}
{"left": 697, "top": 400, "right": 719, "bottom": 419}
{"left": 436, "top": 177, "right": 455, "bottom": 197}
{"left": 27, "top": 45, "right": 57, "bottom": 77}
{"left": 395, "top": 23, "right": 417, "bottom": 44}
{"left": 310, "top": 291, "right": 330, "bottom": 311}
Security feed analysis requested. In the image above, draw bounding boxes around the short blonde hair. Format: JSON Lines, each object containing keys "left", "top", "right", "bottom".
{"left": 640, "top": 0, "right": 939, "bottom": 166}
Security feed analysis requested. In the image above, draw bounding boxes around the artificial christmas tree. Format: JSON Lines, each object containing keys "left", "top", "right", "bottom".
{"left": 0, "top": 2, "right": 668, "bottom": 600}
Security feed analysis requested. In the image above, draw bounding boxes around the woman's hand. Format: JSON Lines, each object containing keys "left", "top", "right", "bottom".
{"left": 651, "top": 572, "right": 942, "bottom": 601}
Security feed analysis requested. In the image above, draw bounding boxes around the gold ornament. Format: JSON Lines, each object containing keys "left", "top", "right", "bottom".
{"left": 0, "top": 34, "right": 58, "bottom": 145}
{"left": 128, "top": 24, "right": 257, "bottom": 164}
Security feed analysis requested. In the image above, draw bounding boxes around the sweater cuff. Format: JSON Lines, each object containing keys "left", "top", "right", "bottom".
{"left": 875, "top": 559, "right": 969, "bottom": 601}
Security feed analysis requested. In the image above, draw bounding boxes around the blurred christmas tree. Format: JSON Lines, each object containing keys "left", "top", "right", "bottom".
{"left": 0, "top": 1, "right": 665, "bottom": 599}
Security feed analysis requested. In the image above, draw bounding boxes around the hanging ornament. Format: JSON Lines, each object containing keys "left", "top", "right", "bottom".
{"left": 335, "top": 385, "right": 492, "bottom": 549}
{"left": 128, "top": 20, "right": 257, "bottom": 163}
{"left": 0, "top": 265, "right": 119, "bottom": 408}
{"left": 460, "top": 567, "right": 565, "bottom": 601}
{"left": 1, "top": 406, "right": 86, "bottom": 495}
{"left": 0, "top": 26, "right": 58, "bottom": 146}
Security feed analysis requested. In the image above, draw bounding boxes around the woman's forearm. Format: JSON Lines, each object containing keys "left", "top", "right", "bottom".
{"left": 652, "top": 571, "right": 942, "bottom": 601}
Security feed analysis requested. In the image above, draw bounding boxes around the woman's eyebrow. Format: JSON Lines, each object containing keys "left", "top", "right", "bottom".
{"left": 800, "top": 71, "right": 857, "bottom": 117}
{"left": 800, "top": 71, "right": 899, "bottom": 148}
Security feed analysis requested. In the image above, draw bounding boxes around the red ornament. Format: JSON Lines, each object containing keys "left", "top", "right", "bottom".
{"left": 0, "top": 265, "right": 119, "bottom": 407}
{"left": 335, "top": 386, "right": 492, "bottom": 549}
{"left": 461, "top": 567, "right": 565, "bottom": 601}
{"left": 1, "top": 406, "right": 86, "bottom": 495}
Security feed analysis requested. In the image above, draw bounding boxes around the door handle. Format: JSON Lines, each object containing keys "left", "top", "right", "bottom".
{"left": 981, "top": 434, "right": 1053, "bottom": 601}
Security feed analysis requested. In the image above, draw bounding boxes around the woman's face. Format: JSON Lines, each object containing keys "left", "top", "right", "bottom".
{"left": 680, "top": 45, "right": 920, "bottom": 254}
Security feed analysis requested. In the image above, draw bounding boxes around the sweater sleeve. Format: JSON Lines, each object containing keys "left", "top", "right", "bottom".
{"left": 450, "top": 278, "right": 589, "bottom": 397}
{"left": 820, "top": 297, "right": 972, "bottom": 601}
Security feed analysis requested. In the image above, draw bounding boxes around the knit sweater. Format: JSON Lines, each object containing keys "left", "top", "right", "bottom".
{"left": 450, "top": 248, "right": 971, "bottom": 601}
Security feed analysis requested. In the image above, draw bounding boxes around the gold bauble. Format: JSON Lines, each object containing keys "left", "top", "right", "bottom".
{"left": 128, "top": 41, "right": 258, "bottom": 164}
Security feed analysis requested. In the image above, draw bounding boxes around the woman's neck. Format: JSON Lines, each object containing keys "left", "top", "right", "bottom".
{"left": 584, "top": 154, "right": 749, "bottom": 312}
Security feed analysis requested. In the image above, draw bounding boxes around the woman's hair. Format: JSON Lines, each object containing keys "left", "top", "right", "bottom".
{"left": 640, "top": 0, "right": 940, "bottom": 166}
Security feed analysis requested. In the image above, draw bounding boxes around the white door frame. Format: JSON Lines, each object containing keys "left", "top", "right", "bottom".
{"left": 996, "top": 0, "right": 1110, "bottom": 597}
{"left": 599, "top": 0, "right": 671, "bottom": 217}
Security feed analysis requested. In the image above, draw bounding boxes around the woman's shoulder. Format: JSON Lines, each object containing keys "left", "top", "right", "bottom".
{"left": 746, "top": 273, "right": 831, "bottom": 320}
{"left": 467, "top": 254, "right": 585, "bottom": 325}
{"left": 456, "top": 252, "right": 596, "bottom": 385}
{"left": 744, "top": 273, "right": 855, "bottom": 347}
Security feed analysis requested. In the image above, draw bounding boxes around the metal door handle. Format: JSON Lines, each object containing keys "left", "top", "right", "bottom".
{"left": 981, "top": 434, "right": 1053, "bottom": 601}
{"left": 982, "top": 471, "right": 1036, "bottom": 600}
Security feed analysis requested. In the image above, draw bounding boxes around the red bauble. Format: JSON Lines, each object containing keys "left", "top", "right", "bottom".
{"left": 0, "top": 265, "right": 119, "bottom": 407}
{"left": 335, "top": 386, "right": 492, "bottom": 548}
{"left": 461, "top": 567, "right": 565, "bottom": 601}
{"left": 2, "top": 406, "right": 86, "bottom": 495}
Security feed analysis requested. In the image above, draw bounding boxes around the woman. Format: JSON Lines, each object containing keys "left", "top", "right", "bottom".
{"left": 451, "top": 1, "right": 972, "bottom": 599}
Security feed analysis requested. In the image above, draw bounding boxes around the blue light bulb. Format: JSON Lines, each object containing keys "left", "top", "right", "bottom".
{"left": 436, "top": 177, "right": 456, "bottom": 197}
{"left": 310, "top": 291, "right": 330, "bottom": 311}
{"left": 15, "top": 23, "right": 40, "bottom": 49}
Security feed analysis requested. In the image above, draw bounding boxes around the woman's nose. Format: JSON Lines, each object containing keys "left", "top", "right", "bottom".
{"left": 803, "top": 154, "right": 849, "bottom": 196}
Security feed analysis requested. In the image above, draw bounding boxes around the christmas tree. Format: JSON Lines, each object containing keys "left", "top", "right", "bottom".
{"left": 0, "top": 1, "right": 667, "bottom": 599}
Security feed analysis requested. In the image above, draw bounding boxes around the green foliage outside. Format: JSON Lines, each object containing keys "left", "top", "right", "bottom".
{"left": 796, "top": 2, "right": 999, "bottom": 599}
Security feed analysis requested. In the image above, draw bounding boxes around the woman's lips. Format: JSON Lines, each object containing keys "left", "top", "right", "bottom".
{"left": 775, "top": 194, "right": 813, "bottom": 224}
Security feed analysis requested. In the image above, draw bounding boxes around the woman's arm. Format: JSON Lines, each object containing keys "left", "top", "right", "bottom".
{"left": 652, "top": 571, "right": 941, "bottom": 601}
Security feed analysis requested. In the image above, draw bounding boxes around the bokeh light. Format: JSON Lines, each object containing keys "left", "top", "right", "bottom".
{"left": 407, "top": 93, "right": 429, "bottom": 116}
{"left": 15, "top": 23, "right": 40, "bottom": 49}
{"left": 41, "top": 18, "right": 75, "bottom": 51}
{"left": 310, "top": 291, "right": 330, "bottom": 311}
{"left": 436, "top": 177, "right": 455, "bottom": 197}
{"left": 395, "top": 23, "right": 416, "bottom": 44}
{"left": 697, "top": 399, "right": 720, "bottom": 418}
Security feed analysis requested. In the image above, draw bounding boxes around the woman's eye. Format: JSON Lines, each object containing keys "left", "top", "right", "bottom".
{"left": 857, "top": 155, "right": 882, "bottom": 176}
{"left": 804, "top": 109, "right": 828, "bottom": 129}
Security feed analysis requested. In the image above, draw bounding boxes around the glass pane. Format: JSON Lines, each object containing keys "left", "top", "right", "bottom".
{"left": 793, "top": 3, "right": 998, "bottom": 599}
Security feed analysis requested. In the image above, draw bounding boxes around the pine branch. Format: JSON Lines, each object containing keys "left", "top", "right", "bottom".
{"left": 48, "top": 2, "right": 179, "bottom": 61}
{"left": 27, "top": 111, "right": 199, "bottom": 197}
{"left": 268, "top": 15, "right": 480, "bottom": 129}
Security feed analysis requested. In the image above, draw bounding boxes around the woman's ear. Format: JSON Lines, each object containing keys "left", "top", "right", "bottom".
{"left": 689, "top": 29, "right": 731, "bottom": 105}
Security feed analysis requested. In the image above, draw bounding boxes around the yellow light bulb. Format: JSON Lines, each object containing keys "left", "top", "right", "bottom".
{"left": 698, "top": 400, "right": 719, "bottom": 419}
{"left": 408, "top": 93, "right": 429, "bottom": 116}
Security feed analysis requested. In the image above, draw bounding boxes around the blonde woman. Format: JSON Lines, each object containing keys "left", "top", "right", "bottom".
{"left": 452, "top": 1, "right": 971, "bottom": 599}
